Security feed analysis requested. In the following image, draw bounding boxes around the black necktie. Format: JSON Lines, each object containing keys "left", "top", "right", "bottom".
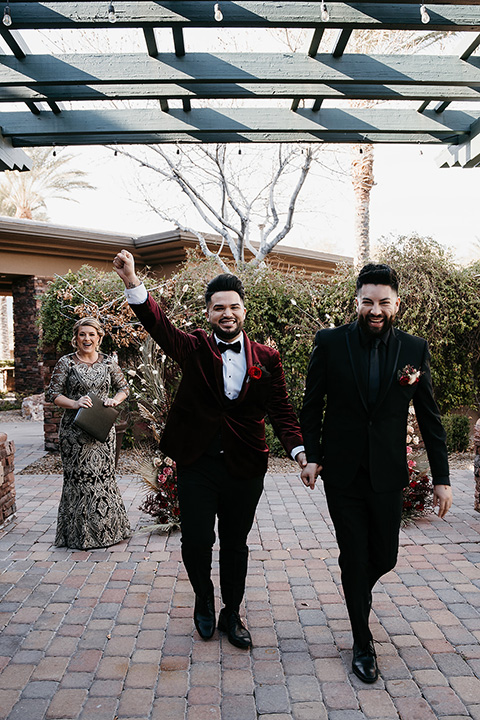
{"left": 218, "top": 340, "right": 241, "bottom": 354}
{"left": 368, "top": 337, "right": 380, "bottom": 406}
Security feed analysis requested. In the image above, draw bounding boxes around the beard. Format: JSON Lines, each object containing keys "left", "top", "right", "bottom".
{"left": 210, "top": 320, "right": 244, "bottom": 341}
{"left": 358, "top": 312, "right": 395, "bottom": 337}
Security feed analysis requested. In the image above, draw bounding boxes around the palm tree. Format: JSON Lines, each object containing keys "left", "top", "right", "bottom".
{"left": 0, "top": 147, "right": 95, "bottom": 220}
{"left": 350, "top": 29, "right": 455, "bottom": 264}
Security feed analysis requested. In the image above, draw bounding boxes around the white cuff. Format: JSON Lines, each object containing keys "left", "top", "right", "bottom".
{"left": 291, "top": 445, "right": 305, "bottom": 461}
{"left": 125, "top": 283, "right": 148, "bottom": 305}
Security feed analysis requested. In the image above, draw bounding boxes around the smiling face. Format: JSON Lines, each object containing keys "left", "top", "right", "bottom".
{"left": 206, "top": 290, "right": 246, "bottom": 342}
{"left": 75, "top": 325, "right": 101, "bottom": 355}
{"left": 355, "top": 283, "right": 400, "bottom": 337}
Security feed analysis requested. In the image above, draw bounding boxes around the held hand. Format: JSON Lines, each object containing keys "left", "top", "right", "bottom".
{"left": 301, "top": 462, "right": 321, "bottom": 490}
{"left": 113, "top": 249, "right": 140, "bottom": 288}
{"left": 104, "top": 398, "right": 118, "bottom": 407}
{"left": 433, "top": 484, "right": 452, "bottom": 519}
{"left": 76, "top": 395, "right": 93, "bottom": 409}
{"left": 295, "top": 451, "right": 307, "bottom": 469}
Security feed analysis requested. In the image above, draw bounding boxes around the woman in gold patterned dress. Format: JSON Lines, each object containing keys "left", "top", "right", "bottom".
{"left": 45, "top": 317, "right": 131, "bottom": 549}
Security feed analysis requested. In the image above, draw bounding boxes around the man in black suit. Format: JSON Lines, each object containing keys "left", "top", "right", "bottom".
{"left": 300, "top": 263, "right": 452, "bottom": 683}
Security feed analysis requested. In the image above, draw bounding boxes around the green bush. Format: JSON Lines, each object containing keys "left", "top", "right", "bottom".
{"left": 38, "top": 238, "right": 480, "bottom": 420}
{"left": 442, "top": 414, "right": 470, "bottom": 453}
{"left": 264, "top": 421, "right": 287, "bottom": 458}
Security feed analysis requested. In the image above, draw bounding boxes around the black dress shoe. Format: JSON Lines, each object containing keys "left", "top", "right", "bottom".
{"left": 218, "top": 608, "right": 252, "bottom": 649}
{"left": 352, "top": 641, "right": 378, "bottom": 683}
{"left": 194, "top": 594, "right": 215, "bottom": 640}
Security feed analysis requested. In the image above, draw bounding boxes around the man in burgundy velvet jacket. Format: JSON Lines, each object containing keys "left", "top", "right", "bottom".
{"left": 114, "top": 249, "right": 306, "bottom": 648}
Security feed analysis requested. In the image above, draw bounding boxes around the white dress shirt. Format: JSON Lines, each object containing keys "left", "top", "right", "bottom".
{"left": 214, "top": 334, "right": 246, "bottom": 400}
{"left": 125, "top": 283, "right": 304, "bottom": 461}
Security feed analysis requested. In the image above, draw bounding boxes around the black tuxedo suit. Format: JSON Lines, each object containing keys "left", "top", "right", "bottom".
{"left": 300, "top": 321, "right": 449, "bottom": 646}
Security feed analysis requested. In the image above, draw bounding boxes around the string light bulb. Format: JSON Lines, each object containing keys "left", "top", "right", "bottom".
{"left": 2, "top": 3, "right": 12, "bottom": 27}
{"left": 108, "top": 3, "right": 117, "bottom": 23}
{"left": 420, "top": 4, "right": 430, "bottom": 24}
{"left": 320, "top": 2, "right": 329, "bottom": 23}
{"left": 214, "top": 3, "right": 223, "bottom": 22}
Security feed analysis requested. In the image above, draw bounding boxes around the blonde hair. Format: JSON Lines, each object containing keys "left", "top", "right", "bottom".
{"left": 71, "top": 317, "right": 105, "bottom": 349}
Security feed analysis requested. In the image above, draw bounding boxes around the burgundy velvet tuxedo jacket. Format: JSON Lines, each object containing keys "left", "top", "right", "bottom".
{"left": 300, "top": 321, "right": 449, "bottom": 493}
{"left": 132, "top": 294, "right": 303, "bottom": 479}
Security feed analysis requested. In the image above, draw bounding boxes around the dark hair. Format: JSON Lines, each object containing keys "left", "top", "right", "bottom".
{"left": 205, "top": 274, "right": 245, "bottom": 306}
{"left": 356, "top": 263, "right": 399, "bottom": 294}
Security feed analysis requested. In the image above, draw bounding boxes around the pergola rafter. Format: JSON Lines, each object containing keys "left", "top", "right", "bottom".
{"left": 0, "top": 1, "right": 479, "bottom": 167}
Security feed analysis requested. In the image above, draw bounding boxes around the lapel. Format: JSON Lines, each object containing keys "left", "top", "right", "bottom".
{"left": 235, "top": 331, "right": 253, "bottom": 404}
{"left": 208, "top": 333, "right": 226, "bottom": 398}
{"left": 345, "top": 322, "right": 402, "bottom": 414}
{"left": 373, "top": 326, "right": 401, "bottom": 412}
{"left": 346, "top": 322, "right": 368, "bottom": 412}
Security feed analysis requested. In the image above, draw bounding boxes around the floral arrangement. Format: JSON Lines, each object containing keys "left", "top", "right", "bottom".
{"left": 398, "top": 364, "right": 422, "bottom": 386}
{"left": 127, "top": 337, "right": 181, "bottom": 532}
{"left": 137, "top": 454, "right": 180, "bottom": 532}
{"left": 402, "top": 407, "right": 433, "bottom": 525}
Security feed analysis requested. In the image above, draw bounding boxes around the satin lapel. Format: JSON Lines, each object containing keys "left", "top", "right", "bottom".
{"left": 373, "top": 328, "right": 401, "bottom": 412}
{"left": 346, "top": 322, "right": 368, "bottom": 412}
{"left": 236, "top": 331, "right": 252, "bottom": 403}
{"left": 208, "top": 333, "right": 226, "bottom": 397}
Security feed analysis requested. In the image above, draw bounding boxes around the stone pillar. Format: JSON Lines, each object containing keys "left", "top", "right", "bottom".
{"left": 474, "top": 420, "right": 480, "bottom": 513}
{"left": 0, "top": 432, "right": 16, "bottom": 528}
{"left": 42, "top": 345, "right": 62, "bottom": 450}
{"left": 11, "top": 276, "right": 50, "bottom": 396}
{"left": 0, "top": 296, "right": 12, "bottom": 361}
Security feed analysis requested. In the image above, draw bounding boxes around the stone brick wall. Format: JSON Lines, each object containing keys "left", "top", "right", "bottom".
{"left": 42, "top": 344, "right": 63, "bottom": 450}
{"left": 0, "top": 432, "right": 16, "bottom": 527}
{"left": 474, "top": 419, "right": 480, "bottom": 513}
{"left": 11, "top": 276, "right": 50, "bottom": 396}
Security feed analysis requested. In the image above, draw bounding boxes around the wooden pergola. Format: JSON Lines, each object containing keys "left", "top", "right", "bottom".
{"left": 1, "top": 1, "right": 479, "bottom": 169}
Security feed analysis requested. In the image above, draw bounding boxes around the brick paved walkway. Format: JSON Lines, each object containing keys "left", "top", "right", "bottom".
{"left": 1, "top": 465, "right": 479, "bottom": 720}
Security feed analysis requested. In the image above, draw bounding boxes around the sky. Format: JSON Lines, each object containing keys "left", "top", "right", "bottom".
{"left": 45, "top": 140, "right": 479, "bottom": 266}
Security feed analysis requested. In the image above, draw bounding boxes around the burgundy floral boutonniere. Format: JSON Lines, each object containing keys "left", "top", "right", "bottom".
{"left": 247, "top": 364, "right": 270, "bottom": 382}
{"left": 398, "top": 365, "right": 422, "bottom": 386}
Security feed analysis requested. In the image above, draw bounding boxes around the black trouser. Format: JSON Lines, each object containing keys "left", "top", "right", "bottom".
{"left": 176, "top": 454, "right": 264, "bottom": 613}
{"left": 325, "top": 469, "right": 403, "bottom": 648}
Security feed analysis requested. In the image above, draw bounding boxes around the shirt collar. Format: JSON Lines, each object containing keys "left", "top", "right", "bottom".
{"left": 358, "top": 324, "right": 391, "bottom": 348}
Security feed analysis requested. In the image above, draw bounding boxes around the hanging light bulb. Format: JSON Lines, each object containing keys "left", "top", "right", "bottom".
{"left": 214, "top": 3, "right": 223, "bottom": 22}
{"left": 2, "top": 3, "right": 12, "bottom": 27}
{"left": 420, "top": 4, "right": 430, "bottom": 24}
{"left": 108, "top": 3, "right": 117, "bottom": 23}
{"left": 320, "top": 2, "right": 329, "bottom": 23}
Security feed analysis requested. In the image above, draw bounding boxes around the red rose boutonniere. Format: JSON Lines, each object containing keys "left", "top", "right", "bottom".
{"left": 248, "top": 365, "right": 263, "bottom": 380}
{"left": 398, "top": 365, "right": 422, "bottom": 386}
{"left": 247, "top": 364, "right": 270, "bottom": 382}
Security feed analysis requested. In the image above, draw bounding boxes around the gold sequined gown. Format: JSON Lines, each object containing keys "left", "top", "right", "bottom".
{"left": 46, "top": 353, "right": 131, "bottom": 549}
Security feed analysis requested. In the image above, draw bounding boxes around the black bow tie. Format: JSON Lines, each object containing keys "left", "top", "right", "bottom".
{"left": 218, "top": 340, "right": 241, "bottom": 354}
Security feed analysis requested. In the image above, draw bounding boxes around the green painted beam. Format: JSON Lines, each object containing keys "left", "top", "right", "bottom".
{"left": 2, "top": 107, "right": 477, "bottom": 143}
{"left": 6, "top": 3, "right": 480, "bottom": 31}
{"left": 0, "top": 134, "right": 31, "bottom": 172}
{"left": 1, "top": 53, "right": 479, "bottom": 87}
{"left": 2, "top": 82, "right": 479, "bottom": 104}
